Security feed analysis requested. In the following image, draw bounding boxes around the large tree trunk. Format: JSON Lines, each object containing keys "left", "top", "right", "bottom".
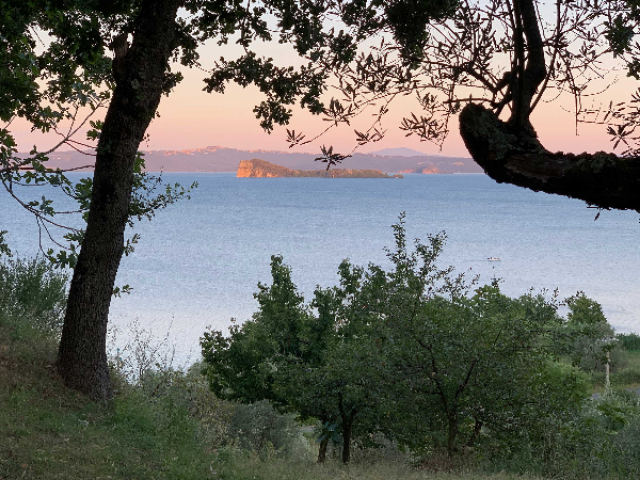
{"left": 459, "top": 103, "right": 640, "bottom": 213}
{"left": 57, "top": 0, "right": 182, "bottom": 401}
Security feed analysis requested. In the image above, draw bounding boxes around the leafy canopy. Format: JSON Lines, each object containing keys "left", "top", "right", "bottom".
{"left": 202, "top": 215, "right": 591, "bottom": 458}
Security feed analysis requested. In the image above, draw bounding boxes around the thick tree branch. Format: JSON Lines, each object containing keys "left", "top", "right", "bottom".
{"left": 510, "top": 0, "right": 547, "bottom": 128}
{"left": 460, "top": 103, "right": 640, "bottom": 212}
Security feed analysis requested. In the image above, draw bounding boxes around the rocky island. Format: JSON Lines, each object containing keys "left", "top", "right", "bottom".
{"left": 237, "top": 159, "right": 403, "bottom": 178}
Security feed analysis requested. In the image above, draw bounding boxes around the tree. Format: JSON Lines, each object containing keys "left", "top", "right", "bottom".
{"left": 450, "top": 0, "right": 640, "bottom": 212}
{"left": 201, "top": 256, "right": 388, "bottom": 464}
{"left": 385, "top": 287, "right": 590, "bottom": 457}
{"left": 303, "top": 0, "right": 640, "bottom": 212}
{"left": 560, "top": 293, "right": 625, "bottom": 373}
{"left": 203, "top": 215, "right": 591, "bottom": 459}
{"left": 0, "top": 0, "right": 458, "bottom": 400}
{"left": 335, "top": 215, "right": 590, "bottom": 457}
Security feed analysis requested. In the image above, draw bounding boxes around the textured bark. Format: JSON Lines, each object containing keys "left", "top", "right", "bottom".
{"left": 459, "top": 103, "right": 640, "bottom": 213}
{"left": 509, "top": 0, "right": 546, "bottom": 128}
{"left": 57, "top": 0, "right": 182, "bottom": 401}
{"left": 459, "top": 0, "right": 640, "bottom": 212}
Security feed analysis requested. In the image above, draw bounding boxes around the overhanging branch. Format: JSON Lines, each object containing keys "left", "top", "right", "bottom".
{"left": 459, "top": 103, "right": 640, "bottom": 212}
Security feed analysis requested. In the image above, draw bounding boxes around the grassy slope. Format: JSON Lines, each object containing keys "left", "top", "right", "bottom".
{"left": 0, "top": 322, "right": 219, "bottom": 479}
{"left": 0, "top": 321, "right": 539, "bottom": 480}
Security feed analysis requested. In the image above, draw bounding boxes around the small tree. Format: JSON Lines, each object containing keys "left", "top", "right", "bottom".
{"left": 385, "top": 287, "right": 589, "bottom": 456}
{"left": 562, "top": 293, "right": 625, "bottom": 373}
{"left": 201, "top": 256, "right": 387, "bottom": 464}
{"left": 315, "top": 215, "right": 591, "bottom": 457}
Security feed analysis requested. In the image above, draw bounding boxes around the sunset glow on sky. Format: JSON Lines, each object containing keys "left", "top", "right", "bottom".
{"left": 11, "top": 27, "right": 639, "bottom": 159}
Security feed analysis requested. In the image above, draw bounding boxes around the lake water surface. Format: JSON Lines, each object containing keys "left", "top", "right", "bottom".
{"left": 2, "top": 173, "right": 638, "bottom": 361}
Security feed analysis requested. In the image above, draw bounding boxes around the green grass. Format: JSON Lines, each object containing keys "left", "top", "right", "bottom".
{"left": 213, "top": 450, "right": 538, "bottom": 480}
{"left": 0, "top": 323, "right": 218, "bottom": 479}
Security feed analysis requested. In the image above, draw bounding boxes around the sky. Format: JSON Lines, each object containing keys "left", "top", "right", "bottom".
{"left": 10, "top": 11, "right": 639, "bottom": 159}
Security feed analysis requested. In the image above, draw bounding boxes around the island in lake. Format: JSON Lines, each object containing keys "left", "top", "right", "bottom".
{"left": 237, "top": 159, "right": 403, "bottom": 178}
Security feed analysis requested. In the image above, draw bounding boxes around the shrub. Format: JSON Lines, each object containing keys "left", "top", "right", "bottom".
{"left": 618, "top": 333, "right": 640, "bottom": 351}
{"left": 108, "top": 321, "right": 235, "bottom": 448}
{"left": 228, "top": 400, "right": 305, "bottom": 456}
{"left": 0, "top": 257, "right": 68, "bottom": 338}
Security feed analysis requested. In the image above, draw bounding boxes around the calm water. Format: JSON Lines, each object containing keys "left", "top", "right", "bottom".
{"left": 2, "top": 173, "right": 639, "bottom": 361}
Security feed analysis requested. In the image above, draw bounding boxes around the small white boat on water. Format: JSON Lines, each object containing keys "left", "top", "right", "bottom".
{"left": 487, "top": 257, "right": 501, "bottom": 262}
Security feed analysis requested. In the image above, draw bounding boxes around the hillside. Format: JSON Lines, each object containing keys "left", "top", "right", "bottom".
{"left": 19, "top": 146, "right": 484, "bottom": 174}
{"left": 237, "top": 159, "right": 402, "bottom": 178}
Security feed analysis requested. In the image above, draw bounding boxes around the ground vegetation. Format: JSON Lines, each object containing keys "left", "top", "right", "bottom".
{"left": 2, "top": 254, "right": 640, "bottom": 478}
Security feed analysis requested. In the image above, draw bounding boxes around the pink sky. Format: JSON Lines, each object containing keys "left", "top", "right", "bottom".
{"left": 10, "top": 44, "right": 637, "bottom": 158}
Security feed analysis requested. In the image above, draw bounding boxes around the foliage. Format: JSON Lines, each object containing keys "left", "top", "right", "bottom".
{"left": 0, "top": 230, "right": 10, "bottom": 258}
{"left": 346, "top": 218, "right": 590, "bottom": 457}
{"left": 0, "top": 256, "right": 68, "bottom": 336}
{"left": 485, "top": 390, "right": 640, "bottom": 479}
{"left": 287, "top": 0, "right": 624, "bottom": 151}
{"left": 618, "top": 333, "right": 640, "bottom": 351}
{"left": 201, "top": 254, "right": 387, "bottom": 463}
{"left": 228, "top": 400, "right": 305, "bottom": 456}
{"left": 203, "top": 215, "right": 592, "bottom": 461}
{"left": 2, "top": 255, "right": 638, "bottom": 479}
{"left": 555, "top": 293, "right": 627, "bottom": 374}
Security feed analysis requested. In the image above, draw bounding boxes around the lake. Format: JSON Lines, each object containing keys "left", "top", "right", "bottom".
{"left": 1, "top": 172, "right": 638, "bottom": 362}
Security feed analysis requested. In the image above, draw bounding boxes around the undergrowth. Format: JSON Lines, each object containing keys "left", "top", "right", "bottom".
{"left": 2, "top": 257, "right": 640, "bottom": 479}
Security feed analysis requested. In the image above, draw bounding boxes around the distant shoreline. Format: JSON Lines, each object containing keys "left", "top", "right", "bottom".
{"left": 16, "top": 145, "right": 483, "bottom": 174}
{"left": 237, "top": 159, "right": 403, "bottom": 178}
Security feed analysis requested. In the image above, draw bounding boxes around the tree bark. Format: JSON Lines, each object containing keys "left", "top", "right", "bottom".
{"left": 459, "top": 103, "right": 640, "bottom": 213}
{"left": 509, "top": 0, "right": 546, "bottom": 128}
{"left": 341, "top": 415, "right": 354, "bottom": 464}
{"left": 460, "top": 0, "right": 640, "bottom": 213}
{"left": 338, "top": 393, "right": 357, "bottom": 464}
{"left": 447, "top": 416, "right": 457, "bottom": 458}
{"left": 317, "top": 437, "right": 329, "bottom": 463}
{"left": 57, "top": 0, "right": 183, "bottom": 401}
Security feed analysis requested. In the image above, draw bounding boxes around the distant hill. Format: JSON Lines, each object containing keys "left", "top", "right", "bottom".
{"left": 237, "top": 159, "right": 402, "bottom": 178}
{"left": 19, "top": 145, "right": 483, "bottom": 174}
{"left": 368, "top": 147, "right": 429, "bottom": 157}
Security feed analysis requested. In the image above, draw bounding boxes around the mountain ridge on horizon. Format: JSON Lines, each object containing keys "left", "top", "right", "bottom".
{"left": 19, "top": 145, "right": 483, "bottom": 174}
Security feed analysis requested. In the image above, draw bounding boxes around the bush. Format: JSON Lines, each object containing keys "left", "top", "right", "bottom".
{"left": 571, "top": 336, "right": 629, "bottom": 373}
{"left": 228, "top": 400, "right": 305, "bottom": 456}
{"left": 483, "top": 389, "right": 640, "bottom": 479}
{"left": 108, "top": 321, "right": 235, "bottom": 448}
{"left": 611, "top": 416, "right": 640, "bottom": 478}
{"left": 618, "top": 333, "right": 640, "bottom": 351}
{"left": 0, "top": 257, "right": 68, "bottom": 337}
